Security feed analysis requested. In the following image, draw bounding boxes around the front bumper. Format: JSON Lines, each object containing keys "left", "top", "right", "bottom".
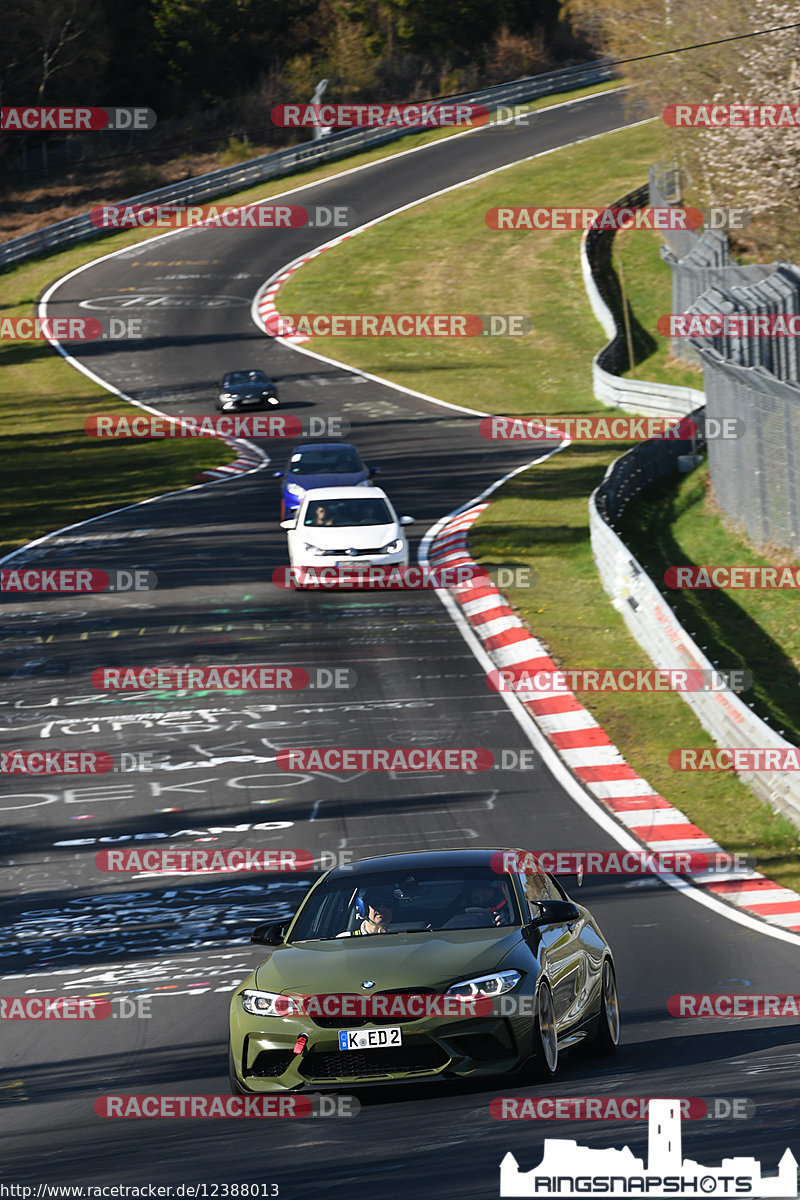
{"left": 219, "top": 395, "right": 279, "bottom": 410}
{"left": 230, "top": 1013, "right": 531, "bottom": 1092}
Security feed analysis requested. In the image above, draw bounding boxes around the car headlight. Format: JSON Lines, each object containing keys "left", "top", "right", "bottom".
{"left": 382, "top": 538, "right": 404, "bottom": 554}
{"left": 220, "top": 392, "right": 236, "bottom": 400}
{"left": 240, "top": 989, "right": 302, "bottom": 1017}
{"left": 302, "top": 542, "right": 325, "bottom": 555}
{"left": 446, "top": 970, "right": 521, "bottom": 998}
{"left": 286, "top": 484, "right": 306, "bottom": 498}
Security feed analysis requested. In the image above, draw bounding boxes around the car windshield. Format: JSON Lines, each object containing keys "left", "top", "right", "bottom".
{"left": 302, "top": 497, "right": 391, "bottom": 527}
{"left": 288, "top": 867, "right": 519, "bottom": 941}
{"left": 290, "top": 449, "right": 362, "bottom": 475}
{"left": 225, "top": 371, "right": 266, "bottom": 385}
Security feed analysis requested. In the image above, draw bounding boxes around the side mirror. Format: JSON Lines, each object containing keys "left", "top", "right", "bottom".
{"left": 273, "top": 470, "right": 284, "bottom": 478}
{"left": 400, "top": 515, "right": 414, "bottom": 526}
{"left": 280, "top": 518, "right": 297, "bottom": 530}
{"left": 251, "top": 921, "right": 288, "bottom": 947}
{"left": 529, "top": 900, "right": 580, "bottom": 927}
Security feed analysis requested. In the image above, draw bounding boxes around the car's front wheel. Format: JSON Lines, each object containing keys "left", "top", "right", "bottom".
{"left": 528, "top": 980, "right": 558, "bottom": 1080}
{"left": 592, "top": 959, "right": 620, "bottom": 1055}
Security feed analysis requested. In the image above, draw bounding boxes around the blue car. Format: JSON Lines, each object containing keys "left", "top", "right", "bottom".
{"left": 274, "top": 442, "right": 378, "bottom": 519}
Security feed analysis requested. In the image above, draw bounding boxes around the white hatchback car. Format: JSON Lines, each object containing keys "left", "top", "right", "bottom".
{"left": 280, "top": 486, "right": 414, "bottom": 575}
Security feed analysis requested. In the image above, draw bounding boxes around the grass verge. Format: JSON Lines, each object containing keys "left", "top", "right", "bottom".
{"left": 276, "top": 117, "right": 800, "bottom": 891}
{"left": 0, "top": 80, "right": 624, "bottom": 560}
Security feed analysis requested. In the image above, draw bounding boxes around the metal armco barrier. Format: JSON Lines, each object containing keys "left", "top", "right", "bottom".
{"left": 0, "top": 60, "right": 613, "bottom": 271}
{"left": 590, "top": 424, "right": 800, "bottom": 830}
{"left": 581, "top": 181, "right": 704, "bottom": 418}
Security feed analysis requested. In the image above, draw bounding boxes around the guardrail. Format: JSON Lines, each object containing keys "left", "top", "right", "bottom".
{"left": 580, "top": 182, "right": 704, "bottom": 418}
{"left": 590, "top": 422, "right": 800, "bottom": 829}
{"left": 1, "top": 60, "right": 614, "bottom": 271}
{"left": 583, "top": 177, "right": 800, "bottom": 828}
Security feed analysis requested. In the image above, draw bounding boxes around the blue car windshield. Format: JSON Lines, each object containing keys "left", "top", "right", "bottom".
{"left": 290, "top": 449, "right": 362, "bottom": 474}
{"left": 288, "top": 867, "right": 520, "bottom": 941}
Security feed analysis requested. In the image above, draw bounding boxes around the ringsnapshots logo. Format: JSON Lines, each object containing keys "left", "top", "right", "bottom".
{"left": 264, "top": 313, "right": 529, "bottom": 338}
{"left": 1, "top": 107, "right": 156, "bottom": 131}
{"left": 90, "top": 203, "right": 355, "bottom": 231}
{"left": 499, "top": 1098, "right": 797, "bottom": 1197}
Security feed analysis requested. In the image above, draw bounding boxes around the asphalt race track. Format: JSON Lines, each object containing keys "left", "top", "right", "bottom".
{"left": 2, "top": 89, "right": 799, "bottom": 1197}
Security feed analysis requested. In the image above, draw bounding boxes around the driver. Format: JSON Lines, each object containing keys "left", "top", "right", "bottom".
{"left": 462, "top": 880, "right": 510, "bottom": 926}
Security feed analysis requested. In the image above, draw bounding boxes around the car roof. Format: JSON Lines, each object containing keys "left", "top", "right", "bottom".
{"left": 300, "top": 485, "right": 387, "bottom": 501}
{"left": 323, "top": 848, "right": 516, "bottom": 881}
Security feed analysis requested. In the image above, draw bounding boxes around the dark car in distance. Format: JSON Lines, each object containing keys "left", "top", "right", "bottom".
{"left": 217, "top": 369, "right": 279, "bottom": 411}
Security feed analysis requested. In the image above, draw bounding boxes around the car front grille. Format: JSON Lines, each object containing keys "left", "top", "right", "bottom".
{"left": 321, "top": 547, "right": 386, "bottom": 557}
{"left": 300, "top": 1040, "right": 448, "bottom": 1080}
{"left": 310, "top": 989, "right": 437, "bottom": 1028}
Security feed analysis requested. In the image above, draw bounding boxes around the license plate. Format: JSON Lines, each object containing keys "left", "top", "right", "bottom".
{"left": 338, "top": 1027, "right": 402, "bottom": 1050}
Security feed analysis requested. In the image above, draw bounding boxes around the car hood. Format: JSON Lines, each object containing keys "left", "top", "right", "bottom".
{"left": 298, "top": 523, "right": 397, "bottom": 550}
{"left": 254, "top": 929, "right": 521, "bottom": 994}
{"left": 289, "top": 472, "right": 366, "bottom": 491}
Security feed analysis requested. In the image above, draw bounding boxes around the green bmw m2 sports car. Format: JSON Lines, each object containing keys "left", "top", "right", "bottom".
{"left": 228, "top": 848, "right": 619, "bottom": 1092}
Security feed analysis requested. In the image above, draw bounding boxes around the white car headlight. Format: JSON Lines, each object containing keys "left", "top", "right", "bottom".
{"left": 286, "top": 483, "right": 306, "bottom": 497}
{"left": 382, "top": 538, "right": 404, "bottom": 554}
{"left": 446, "top": 970, "right": 521, "bottom": 998}
{"left": 240, "top": 989, "right": 303, "bottom": 1017}
{"left": 302, "top": 542, "right": 325, "bottom": 555}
